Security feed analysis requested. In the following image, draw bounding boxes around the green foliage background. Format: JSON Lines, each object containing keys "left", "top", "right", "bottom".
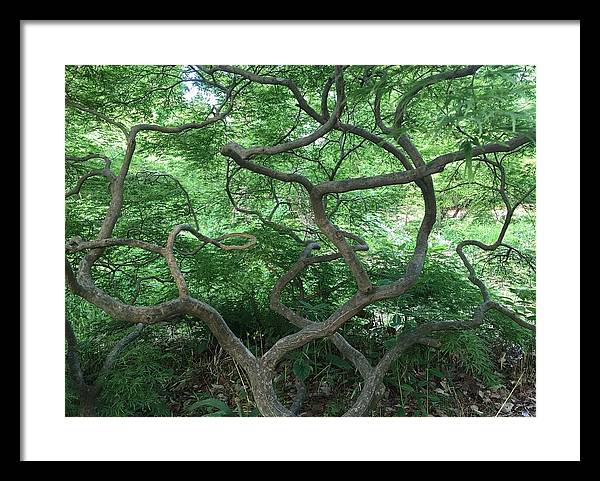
{"left": 65, "top": 65, "right": 535, "bottom": 416}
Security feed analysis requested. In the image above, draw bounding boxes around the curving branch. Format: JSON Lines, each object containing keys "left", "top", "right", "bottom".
{"left": 220, "top": 67, "right": 533, "bottom": 415}
{"left": 66, "top": 237, "right": 165, "bottom": 255}
{"left": 99, "top": 323, "right": 145, "bottom": 378}
{"left": 455, "top": 157, "right": 536, "bottom": 318}
{"left": 66, "top": 65, "right": 536, "bottom": 418}
{"left": 66, "top": 153, "right": 109, "bottom": 163}
{"left": 269, "top": 242, "right": 373, "bottom": 378}
{"left": 290, "top": 375, "right": 307, "bottom": 416}
{"left": 387, "top": 65, "right": 483, "bottom": 131}
{"left": 219, "top": 66, "right": 347, "bottom": 195}
{"left": 65, "top": 95, "right": 263, "bottom": 377}
{"left": 205, "top": 65, "right": 324, "bottom": 124}
{"left": 134, "top": 171, "right": 200, "bottom": 230}
{"left": 491, "top": 243, "right": 536, "bottom": 273}
{"left": 224, "top": 164, "right": 306, "bottom": 245}
{"left": 343, "top": 297, "right": 534, "bottom": 416}
{"left": 313, "top": 133, "right": 534, "bottom": 196}
{"left": 66, "top": 96, "right": 130, "bottom": 137}
{"left": 65, "top": 317, "right": 146, "bottom": 416}
{"left": 65, "top": 154, "right": 116, "bottom": 198}
{"left": 65, "top": 317, "right": 86, "bottom": 388}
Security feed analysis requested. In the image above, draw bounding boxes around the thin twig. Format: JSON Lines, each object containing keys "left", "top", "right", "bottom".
{"left": 495, "top": 370, "right": 525, "bottom": 417}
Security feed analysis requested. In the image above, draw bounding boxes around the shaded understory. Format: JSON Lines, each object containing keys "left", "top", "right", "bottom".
{"left": 66, "top": 319, "right": 535, "bottom": 417}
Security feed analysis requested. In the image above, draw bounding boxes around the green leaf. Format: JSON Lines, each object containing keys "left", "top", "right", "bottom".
{"left": 400, "top": 383, "right": 415, "bottom": 394}
{"left": 293, "top": 358, "right": 313, "bottom": 381}
{"left": 462, "top": 141, "right": 474, "bottom": 182}
{"left": 194, "top": 340, "right": 209, "bottom": 355}
{"left": 326, "top": 353, "right": 353, "bottom": 370}
{"left": 286, "top": 350, "right": 303, "bottom": 361}
{"left": 427, "top": 368, "right": 445, "bottom": 378}
{"left": 189, "top": 398, "right": 233, "bottom": 416}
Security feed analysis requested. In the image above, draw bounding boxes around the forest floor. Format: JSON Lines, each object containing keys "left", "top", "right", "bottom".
{"left": 310, "top": 364, "right": 536, "bottom": 418}
{"left": 162, "top": 338, "right": 536, "bottom": 417}
{"left": 299, "top": 350, "right": 536, "bottom": 417}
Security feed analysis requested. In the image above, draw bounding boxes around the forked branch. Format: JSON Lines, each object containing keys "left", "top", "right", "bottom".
{"left": 66, "top": 65, "right": 535, "bottom": 417}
